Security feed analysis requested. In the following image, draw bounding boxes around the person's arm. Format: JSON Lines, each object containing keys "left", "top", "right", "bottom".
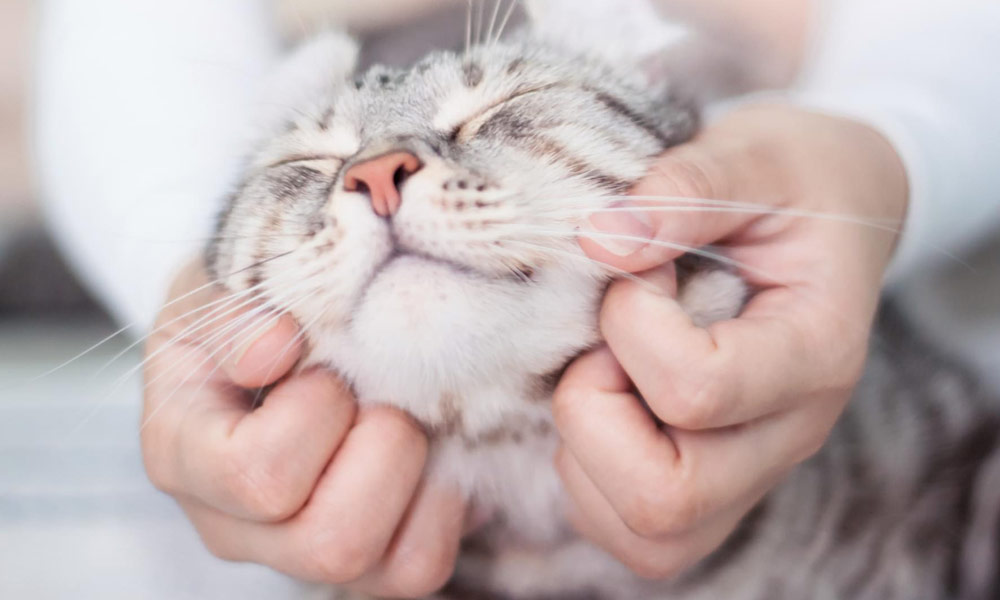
{"left": 790, "top": 0, "right": 1000, "bottom": 279}
{"left": 35, "top": 0, "right": 281, "bottom": 330}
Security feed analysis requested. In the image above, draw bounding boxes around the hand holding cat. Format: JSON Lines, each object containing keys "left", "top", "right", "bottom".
{"left": 555, "top": 104, "right": 909, "bottom": 577}
{"left": 140, "top": 261, "right": 464, "bottom": 597}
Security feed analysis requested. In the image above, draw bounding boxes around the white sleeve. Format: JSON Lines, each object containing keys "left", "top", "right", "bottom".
{"left": 790, "top": 0, "right": 1000, "bottom": 282}
{"left": 35, "top": 0, "right": 282, "bottom": 330}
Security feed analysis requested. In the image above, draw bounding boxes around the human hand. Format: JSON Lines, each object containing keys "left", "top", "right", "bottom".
{"left": 554, "top": 105, "right": 908, "bottom": 577}
{"left": 140, "top": 260, "right": 464, "bottom": 598}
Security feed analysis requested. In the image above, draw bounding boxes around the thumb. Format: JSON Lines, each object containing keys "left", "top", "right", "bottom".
{"left": 161, "top": 260, "right": 303, "bottom": 389}
{"left": 579, "top": 139, "right": 768, "bottom": 274}
{"left": 216, "top": 307, "right": 302, "bottom": 389}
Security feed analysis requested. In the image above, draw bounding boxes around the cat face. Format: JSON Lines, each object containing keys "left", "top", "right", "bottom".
{"left": 209, "top": 36, "right": 695, "bottom": 412}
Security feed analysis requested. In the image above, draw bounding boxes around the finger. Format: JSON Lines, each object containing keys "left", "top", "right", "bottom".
{"left": 579, "top": 140, "right": 775, "bottom": 273}
{"left": 554, "top": 348, "right": 684, "bottom": 537}
{"left": 354, "top": 484, "right": 466, "bottom": 598}
{"left": 288, "top": 407, "right": 429, "bottom": 583}
{"left": 157, "top": 261, "right": 303, "bottom": 389}
{"left": 218, "top": 311, "right": 303, "bottom": 389}
{"left": 555, "top": 447, "right": 759, "bottom": 580}
{"left": 555, "top": 351, "right": 840, "bottom": 539}
{"left": 178, "top": 407, "right": 429, "bottom": 585}
{"left": 167, "top": 369, "right": 357, "bottom": 521}
{"left": 600, "top": 277, "right": 860, "bottom": 430}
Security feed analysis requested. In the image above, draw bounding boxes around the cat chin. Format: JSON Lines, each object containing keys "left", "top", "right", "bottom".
{"left": 301, "top": 256, "right": 603, "bottom": 428}
{"left": 352, "top": 254, "right": 504, "bottom": 350}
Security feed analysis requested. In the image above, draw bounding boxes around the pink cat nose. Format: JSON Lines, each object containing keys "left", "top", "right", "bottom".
{"left": 343, "top": 151, "right": 423, "bottom": 217}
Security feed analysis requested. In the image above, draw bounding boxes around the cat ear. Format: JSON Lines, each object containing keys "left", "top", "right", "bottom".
{"left": 524, "top": 0, "right": 692, "bottom": 87}
{"left": 257, "top": 31, "right": 359, "bottom": 133}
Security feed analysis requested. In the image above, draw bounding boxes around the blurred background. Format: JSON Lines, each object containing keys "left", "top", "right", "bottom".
{"left": 2, "top": 1, "right": 999, "bottom": 599}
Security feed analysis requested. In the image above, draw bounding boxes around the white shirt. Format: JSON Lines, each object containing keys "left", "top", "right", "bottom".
{"left": 35, "top": 0, "right": 1000, "bottom": 335}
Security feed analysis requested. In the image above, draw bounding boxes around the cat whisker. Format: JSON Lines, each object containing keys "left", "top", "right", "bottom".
{"left": 542, "top": 194, "right": 899, "bottom": 224}
{"left": 145, "top": 233, "right": 307, "bottom": 244}
{"left": 141, "top": 257, "right": 331, "bottom": 395}
{"left": 539, "top": 194, "right": 968, "bottom": 268}
{"left": 249, "top": 287, "right": 333, "bottom": 408}
{"left": 137, "top": 308, "right": 289, "bottom": 435}
{"left": 1, "top": 253, "right": 294, "bottom": 395}
{"left": 93, "top": 284, "right": 268, "bottom": 384}
{"left": 486, "top": 0, "right": 503, "bottom": 48}
{"left": 59, "top": 253, "right": 306, "bottom": 439}
{"left": 549, "top": 204, "right": 903, "bottom": 233}
{"left": 73, "top": 284, "right": 294, "bottom": 438}
{"left": 501, "top": 239, "right": 662, "bottom": 293}
{"left": 493, "top": 0, "right": 520, "bottom": 46}
{"left": 508, "top": 225, "right": 876, "bottom": 341}
{"left": 473, "top": 0, "right": 485, "bottom": 48}
{"left": 139, "top": 273, "right": 325, "bottom": 433}
{"left": 465, "top": 1, "right": 473, "bottom": 58}
{"left": 89, "top": 250, "right": 300, "bottom": 378}
{"left": 527, "top": 226, "right": 782, "bottom": 284}
{"left": 134, "top": 276, "right": 320, "bottom": 435}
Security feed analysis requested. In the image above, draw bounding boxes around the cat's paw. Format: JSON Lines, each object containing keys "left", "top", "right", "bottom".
{"left": 677, "top": 268, "right": 747, "bottom": 328}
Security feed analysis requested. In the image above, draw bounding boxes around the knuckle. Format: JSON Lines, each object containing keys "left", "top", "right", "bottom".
{"left": 806, "top": 321, "right": 866, "bottom": 397}
{"left": 372, "top": 408, "right": 429, "bottom": 453}
{"left": 622, "top": 480, "right": 700, "bottom": 539}
{"left": 221, "top": 453, "right": 302, "bottom": 521}
{"left": 551, "top": 383, "right": 589, "bottom": 431}
{"left": 661, "top": 360, "right": 726, "bottom": 431}
{"left": 306, "top": 532, "right": 378, "bottom": 584}
{"left": 623, "top": 549, "right": 688, "bottom": 581}
{"left": 386, "top": 544, "right": 457, "bottom": 597}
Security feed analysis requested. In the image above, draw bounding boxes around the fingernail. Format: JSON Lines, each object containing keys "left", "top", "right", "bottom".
{"left": 585, "top": 203, "right": 654, "bottom": 256}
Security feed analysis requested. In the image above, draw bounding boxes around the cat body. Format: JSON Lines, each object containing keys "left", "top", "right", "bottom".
{"left": 209, "top": 18, "right": 1000, "bottom": 600}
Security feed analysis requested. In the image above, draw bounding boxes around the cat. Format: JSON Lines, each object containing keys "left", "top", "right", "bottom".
{"left": 206, "top": 9, "right": 1000, "bottom": 600}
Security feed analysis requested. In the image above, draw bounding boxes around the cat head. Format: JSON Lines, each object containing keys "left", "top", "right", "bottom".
{"left": 209, "top": 24, "right": 697, "bottom": 405}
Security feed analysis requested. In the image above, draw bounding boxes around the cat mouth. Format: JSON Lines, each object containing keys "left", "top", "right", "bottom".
{"left": 362, "top": 245, "right": 531, "bottom": 296}
{"left": 381, "top": 249, "right": 482, "bottom": 278}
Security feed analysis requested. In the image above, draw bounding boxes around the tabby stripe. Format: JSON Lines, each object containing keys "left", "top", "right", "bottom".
{"left": 589, "top": 89, "right": 672, "bottom": 147}
{"left": 948, "top": 417, "right": 1000, "bottom": 596}
{"left": 522, "top": 136, "right": 630, "bottom": 193}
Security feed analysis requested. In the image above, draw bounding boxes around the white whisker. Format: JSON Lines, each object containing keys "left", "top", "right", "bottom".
{"left": 87, "top": 249, "right": 300, "bottom": 381}
{"left": 139, "top": 276, "right": 323, "bottom": 433}
{"left": 493, "top": 0, "right": 519, "bottom": 45}
{"left": 465, "top": 0, "right": 473, "bottom": 58}
{"left": 486, "top": 0, "right": 503, "bottom": 48}
{"left": 473, "top": 0, "right": 484, "bottom": 47}
{"left": 547, "top": 199, "right": 902, "bottom": 231}
{"left": 1, "top": 261, "right": 276, "bottom": 395}
{"left": 502, "top": 238, "right": 662, "bottom": 293}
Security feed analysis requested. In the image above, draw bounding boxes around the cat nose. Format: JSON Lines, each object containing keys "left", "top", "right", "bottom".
{"left": 343, "top": 151, "right": 423, "bottom": 217}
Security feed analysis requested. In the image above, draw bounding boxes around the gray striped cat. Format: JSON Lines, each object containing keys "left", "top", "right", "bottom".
{"left": 207, "top": 11, "right": 1000, "bottom": 600}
